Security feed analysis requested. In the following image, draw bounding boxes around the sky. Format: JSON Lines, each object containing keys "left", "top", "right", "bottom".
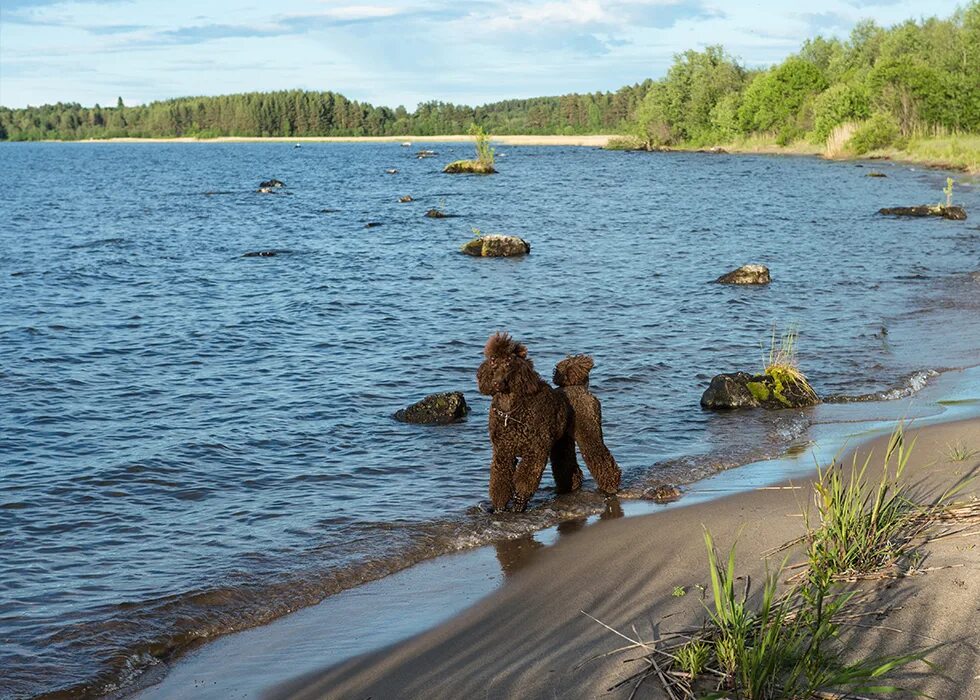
{"left": 0, "top": 0, "right": 965, "bottom": 110}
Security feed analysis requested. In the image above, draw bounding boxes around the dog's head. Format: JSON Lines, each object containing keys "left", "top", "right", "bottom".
{"left": 476, "top": 332, "right": 542, "bottom": 396}
{"left": 553, "top": 354, "right": 594, "bottom": 387}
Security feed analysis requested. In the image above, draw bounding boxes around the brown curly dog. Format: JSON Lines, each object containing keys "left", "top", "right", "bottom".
{"left": 476, "top": 333, "right": 582, "bottom": 512}
{"left": 553, "top": 355, "right": 622, "bottom": 494}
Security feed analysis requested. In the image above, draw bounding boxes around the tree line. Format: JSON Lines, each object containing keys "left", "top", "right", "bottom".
{"left": 0, "top": 85, "right": 651, "bottom": 141}
{"left": 1, "top": 3, "right": 976, "bottom": 144}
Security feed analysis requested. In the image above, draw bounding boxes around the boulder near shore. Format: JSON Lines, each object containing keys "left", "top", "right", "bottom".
{"left": 393, "top": 392, "right": 469, "bottom": 424}
{"left": 715, "top": 264, "right": 771, "bottom": 285}
{"left": 701, "top": 370, "right": 819, "bottom": 410}
{"left": 459, "top": 235, "right": 530, "bottom": 257}
{"left": 443, "top": 160, "right": 497, "bottom": 175}
{"left": 878, "top": 205, "right": 967, "bottom": 221}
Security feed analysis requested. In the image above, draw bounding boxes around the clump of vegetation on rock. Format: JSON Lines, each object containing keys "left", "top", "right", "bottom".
{"left": 444, "top": 124, "right": 498, "bottom": 174}
{"left": 701, "top": 327, "right": 818, "bottom": 410}
{"left": 879, "top": 178, "right": 968, "bottom": 220}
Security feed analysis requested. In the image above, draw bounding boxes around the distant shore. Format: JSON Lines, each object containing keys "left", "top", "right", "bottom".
{"left": 39, "top": 133, "right": 978, "bottom": 172}
{"left": 66, "top": 134, "right": 616, "bottom": 147}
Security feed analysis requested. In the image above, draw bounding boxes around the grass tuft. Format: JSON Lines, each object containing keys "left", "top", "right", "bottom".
{"left": 943, "top": 441, "right": 978, "bottom": 463}
{"left": 764, "top": 326, "right": 818, "bottom": 405}
{"left": 585, "top": 422, "right": 980, "bottom": 698}
{"left": 586, "top": 528, "right": 931, "bottom": 699}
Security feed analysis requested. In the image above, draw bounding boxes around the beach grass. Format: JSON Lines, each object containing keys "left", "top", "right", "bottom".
{"left": 803, "top": 424, "right": 974, "bottom": 583}
{"left": 943, "top": 441, "right": 978, "bottom": 462}
{"left": 588, "top": 422, "right": 980, "bottom": 698}
{"left": 588, "top": 528, "right": 931, "bottom": 699}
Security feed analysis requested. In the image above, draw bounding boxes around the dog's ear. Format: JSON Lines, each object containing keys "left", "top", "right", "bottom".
{"left": 484, "top": 332, "right": 513, "bottom": 358}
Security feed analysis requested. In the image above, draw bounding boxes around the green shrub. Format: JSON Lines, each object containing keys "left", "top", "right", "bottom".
{"left": 847, "top": 113, "right": 901, "bottom": 154}
{"left": 811, "top": 83, "right": 870, "bottom": 140}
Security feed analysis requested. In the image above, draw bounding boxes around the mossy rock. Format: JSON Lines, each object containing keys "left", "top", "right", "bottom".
{"left": 878, "top": 205, "right": 966, "bottom": 221}
{"left": 715, "top": 264, "right": 771, "bottom": 285}
{"left": 443, "top": 160, "right": 497, "bottom": 175}
{"left": 393, "top": 391, "right": 469, "bottom": 424}
{"left": 701, "top": 370, "right": 818, "bottom": 410}
{"left": 459, "top": 235, "right": 530, "bottom": 258}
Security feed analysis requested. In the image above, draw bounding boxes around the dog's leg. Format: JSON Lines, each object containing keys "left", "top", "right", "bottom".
{"left": 489, "top": 448, "right": 517, "bottom": 512}
{"left": 551, "top": 431, "right": 582, "bottom": 494}
{"left": 511, "top": 449, "right": 549, "bottom": 512}
{"left": 575, "top": 417, "right": 622, "bottom": 495}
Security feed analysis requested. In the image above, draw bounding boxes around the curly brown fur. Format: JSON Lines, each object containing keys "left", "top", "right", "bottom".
{"left": 553, "top": 355, "right": 622, "bottom": 495}
{"left": 477, "top": 333, "right": 582, "bottom": 512}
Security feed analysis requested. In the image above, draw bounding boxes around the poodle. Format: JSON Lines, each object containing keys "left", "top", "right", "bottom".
{"left": 476, "top": 333, "right": 582, "bottom": 512}
{"left": 553, "top": 355, "right": 622, "bottom": 494}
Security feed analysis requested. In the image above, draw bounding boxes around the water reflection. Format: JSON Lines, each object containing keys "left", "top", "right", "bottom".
{"left": 493, "top": 498, "right": 625, "bottom": 576}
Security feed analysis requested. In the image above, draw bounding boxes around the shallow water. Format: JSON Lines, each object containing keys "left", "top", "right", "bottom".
{"left": 1, "top": 143, "right": 979, "bottom": 698}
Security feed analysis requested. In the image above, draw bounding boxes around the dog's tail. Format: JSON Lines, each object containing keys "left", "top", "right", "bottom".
{"left": 553, "top": 354, "right": 594, "bottom": 387}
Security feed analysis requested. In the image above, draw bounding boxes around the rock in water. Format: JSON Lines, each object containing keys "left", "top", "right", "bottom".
{"left": 443, "top": 160, "right": 497, "bottom": 174}
{"left": 399, "top": 195, "right": 414, "bottom": 203}
{"left": 260, "top": 179, "right": 285, "bottom": 188}
{"left": 425, "top": 209, "right": 447, "bottom": 218}
{"left": 459, "top": 235, "right": 530, "bottom": 257}
{"left": 701, "top": 370, "right": 819, "bottom": 410}
{"left": 878, "top": 205, "right": 967, "bottom": 221}
{"left": 700, "top": 372, "right": 760, "bottom": 409}
{"left": 394, "top": 392, "right": 469, "bottom": 424}
{"left": 715, "top": 264, "right": 771, "bottom": 285}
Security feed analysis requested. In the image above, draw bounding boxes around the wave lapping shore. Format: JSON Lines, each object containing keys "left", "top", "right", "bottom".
{"left": 272, "top": 418, "right": 980, "bottom": 700}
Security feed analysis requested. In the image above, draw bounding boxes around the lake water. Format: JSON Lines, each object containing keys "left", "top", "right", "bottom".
{"left": 1, "top": 142, "right": 979, "bottom": 698}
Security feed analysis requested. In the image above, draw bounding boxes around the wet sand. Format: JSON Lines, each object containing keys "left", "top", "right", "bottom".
{"left": 272, "top": 417, "right": 980, "bottom": 700}
{"left": 131, "top": 415, "right": 980, "bottom": 700}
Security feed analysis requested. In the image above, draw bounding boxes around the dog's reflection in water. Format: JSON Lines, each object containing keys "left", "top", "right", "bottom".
{"left": 493, "top": 497, "right": 625, "bottom": 576}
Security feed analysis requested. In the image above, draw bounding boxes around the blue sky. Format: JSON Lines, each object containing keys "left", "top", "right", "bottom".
{"left": 0, "top": 0, "right": 964, "bottom": 109}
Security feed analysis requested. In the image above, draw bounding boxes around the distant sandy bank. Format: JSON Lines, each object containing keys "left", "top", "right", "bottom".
{"left": 76, "top": 134, "right": 615, "bottom": 147}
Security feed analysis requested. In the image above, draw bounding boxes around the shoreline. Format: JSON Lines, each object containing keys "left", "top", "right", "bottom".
{"left": 15, "top": 133, "right": 977, "bottom": 173}
{"left": 272, "top": 415, "right": 980, "bottom": 700}
{"left": 128, "top": 366, "right": 980, "bottom": 700}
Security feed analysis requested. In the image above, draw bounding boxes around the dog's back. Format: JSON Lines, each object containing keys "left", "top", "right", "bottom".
{"left": 553, "top": 355, "right": 621, "bottom": 494}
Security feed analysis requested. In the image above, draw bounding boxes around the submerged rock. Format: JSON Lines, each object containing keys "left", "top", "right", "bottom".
{"left": 399, "top": 195, "right": 414, "bottom": 203}
{"left": 394, "top": 391, "right": 469, "bottom": 424}
{"left": 715, "top": 264, "right": 771, "bottom": 285}
{"left": 878, "top": 205, "right": 966, "bottom": 220}
{"left": 257, "top": 187, "right": 276, "bottom": 194}
{"left": 459, "top": 235, "right": 530, "bottom": 257}
{"left": 364, "top": 222, "right": 383, "bottom": 229}
{"left": 701, "top": 370, "right": 819, "bottom": 410}
{"left": 417, "top": 150, "right": 438, "bottom": 158}
{"left": 443, "top": 160, "right": 497, "bottom": 175}
{"left": 425, "top": 208, "right": 447, "bottom": 218}
{"left": 242, "top": 250, "right": 285, "bottom": 257}
{"left": 866, "top": 171, "right": 887, "bottom": 178}
{"left": 643, "top": 484, "right": 683, "bottom": 503}
{"left": 260, "top": 179, "right": 285, "bottom": 188}
{"left": 385, "top": 169, "right": 399, "bottom": 175}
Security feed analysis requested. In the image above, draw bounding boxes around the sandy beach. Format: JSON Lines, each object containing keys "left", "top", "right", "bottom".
{"left": 268, "top": 418, "right": 980, "bottom": 700}
{"left": 78, "top": 134, "right": 615, "bottom": 147}
{"left": 129, "top": 411, "right": 980, "bottom": 700}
